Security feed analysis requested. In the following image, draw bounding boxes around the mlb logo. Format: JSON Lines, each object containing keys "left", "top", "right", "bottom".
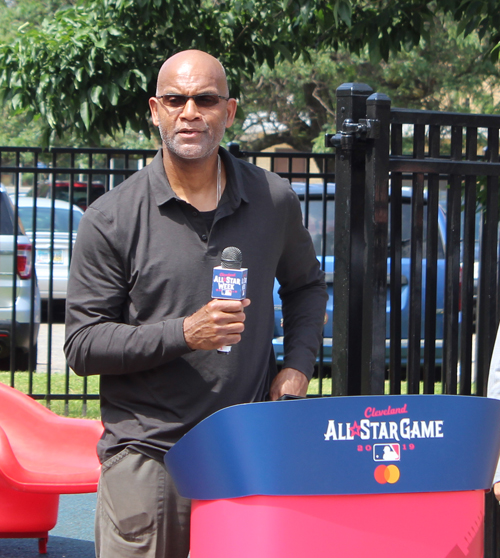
{"left": 373, "top": 443, "right": 400, "bottom": 462}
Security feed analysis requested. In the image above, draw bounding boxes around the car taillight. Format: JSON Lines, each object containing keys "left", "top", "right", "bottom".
{"left": 17, "top": 243, "right": 32, "bottom": 280}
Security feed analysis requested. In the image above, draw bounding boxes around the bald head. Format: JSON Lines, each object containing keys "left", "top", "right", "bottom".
{"left": 156, "top": 50, "right": 229, "bottom": 97}
{"left": 149, "top": 49, "right": 237, "bottom": 164}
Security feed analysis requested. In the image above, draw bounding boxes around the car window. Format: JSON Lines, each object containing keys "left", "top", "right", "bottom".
{"left": 300, "top": 199, "right": 335, "bottom": 257}
{"left": 298, "top": 197, "right": 445, "bottom": 260}
{"left": 398, "top": 203, "right": 445, "bottom": 259}
{"left": 53, "top": 185, "right": 105, "bottom": 208}
{"left": 18, "top": 206, "right": 82, "bottom": 234}
{"left": 27, "top": 183, "right": 106, "bottom": 210}
{"left": 460, "top": 209, "right": 481, "bottom": 263}
{"left": 0, "top": 192, "right": 14, "bottom": 235}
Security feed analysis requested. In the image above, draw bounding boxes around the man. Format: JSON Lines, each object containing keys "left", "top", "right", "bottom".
{"left": 65, "top": 49, "right": 327, "bottom": 558}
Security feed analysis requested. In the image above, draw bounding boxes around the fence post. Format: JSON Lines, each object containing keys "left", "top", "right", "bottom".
{"left": 477, "top": 133, "right": 500, "bottom": 396}
{"left": 331, "top": 83, "right": 373, "bottom": 396}
{"left": 442, "top": 126, "right": 463, "bottom": 394}
{"left": 361, "top": 93, "right": 391, "bottom": 395}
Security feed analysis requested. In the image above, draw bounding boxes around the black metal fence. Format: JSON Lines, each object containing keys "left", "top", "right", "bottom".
{"left": 0, "top": 122, "right": 498, "bottom": 402}
{"left": 0, "top": 147, "right": 157, "bottom": 411}
{"left": 319, "top": 84, "right": 500, "bottom": 399}
{"left": 324, "top": 83, "right": 500, "bottom": 557}
{"left": 1, "top": 82, "right": 500, "bottom": 552}
{"left": 0, "top": 145, "right": 336, "bottom": 410}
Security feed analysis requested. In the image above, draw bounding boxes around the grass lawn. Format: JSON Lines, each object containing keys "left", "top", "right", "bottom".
{"left": 1, "top": 373, "right": 444, "bottom": 420}
{"left": 0, "top": 372, "right": 101, "bottom": 419}
{"left": 307, "top": 377, "right": 444, "bottom": 396}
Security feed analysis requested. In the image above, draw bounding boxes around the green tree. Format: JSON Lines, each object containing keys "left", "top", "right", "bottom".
{"left": 0, "top": 0, "right": 469, "bottom": 145}
{"left": 0, "top": 0, "right": 350, "bottom": 144}
{"left": 1, "top": 0, "right": 500, "bottom": 147}
{"left": 0, "top": 0, "right": 74, "bottom": 146}
{"left": 0, "top": 0, "right": 73, "bottom": 40}
{"left": 229, "top": 15, "right": 500, "bottom": 152}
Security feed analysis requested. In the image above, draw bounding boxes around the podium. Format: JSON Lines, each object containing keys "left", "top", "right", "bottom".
{"left": 165, "top": 395, "right": 500, "bottom": 558}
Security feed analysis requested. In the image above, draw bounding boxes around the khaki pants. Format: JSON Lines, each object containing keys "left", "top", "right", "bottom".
{"left": 95, "top": 447, "right": 191, "bottom": 558}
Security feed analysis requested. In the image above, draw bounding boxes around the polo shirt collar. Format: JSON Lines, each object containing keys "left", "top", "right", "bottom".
{"left": 149, "top": 149, "right": 177, "bottom": 207}
{"left": 149, "top": 147, "right": 249, "bottom": 208}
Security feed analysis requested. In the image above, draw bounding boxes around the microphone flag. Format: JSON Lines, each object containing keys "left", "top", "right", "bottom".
{"left": 212, "top": 267, "right": 248, "bottom": 300}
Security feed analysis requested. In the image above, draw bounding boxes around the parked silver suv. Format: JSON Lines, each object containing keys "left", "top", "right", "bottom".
{"left": 0, "top": 185, "right": 41, "bottom": 370}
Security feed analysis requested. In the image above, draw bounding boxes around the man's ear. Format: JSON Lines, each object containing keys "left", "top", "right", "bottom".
{"left": 149, "top": 97, "right": 160, "bottom": 127}
{"left": 225, "top": 98, "right": 238, "bottom": 129}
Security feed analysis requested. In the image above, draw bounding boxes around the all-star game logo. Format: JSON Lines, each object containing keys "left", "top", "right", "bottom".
{"left": 323, "top": 402, "right": 444, "bottom": 485}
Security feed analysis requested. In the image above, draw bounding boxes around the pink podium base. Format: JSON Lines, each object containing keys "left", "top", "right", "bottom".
{"left": 191, "top": 490, "right": 484, "bottom": 558}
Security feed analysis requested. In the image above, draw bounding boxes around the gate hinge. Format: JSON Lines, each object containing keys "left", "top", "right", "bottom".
{"left": 325, "top": 118, "right": 380, "bottom": 150}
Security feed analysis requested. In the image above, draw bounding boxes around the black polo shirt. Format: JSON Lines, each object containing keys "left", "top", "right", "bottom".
{"left": 65, "top": 147, "right": 327, "bottom": 462}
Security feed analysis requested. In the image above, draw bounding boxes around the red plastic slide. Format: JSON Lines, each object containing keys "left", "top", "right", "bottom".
{"left": 0, "top": 382, "right": 103, "bottom": 553}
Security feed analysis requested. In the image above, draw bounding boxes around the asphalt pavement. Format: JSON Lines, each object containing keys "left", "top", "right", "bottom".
{"left": 0, "top": 493, "right": 97, "bottom": 557}
{"left": 37, "top": 323, "right": 67, "bottom": 374}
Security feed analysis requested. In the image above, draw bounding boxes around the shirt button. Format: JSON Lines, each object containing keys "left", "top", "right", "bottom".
{"left": 201, "top": 234, "right": 208, "bottom": 241}
{"left": 192, "top": 211, "right": 198, "bottom": 217}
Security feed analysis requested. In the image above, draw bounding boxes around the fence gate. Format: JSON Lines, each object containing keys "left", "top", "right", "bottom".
{"left": 327, "top": 82, "right": 500, "bottom": 557}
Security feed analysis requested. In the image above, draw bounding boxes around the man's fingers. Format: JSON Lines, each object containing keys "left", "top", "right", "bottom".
{"left": 494, "top": 482, "right": 500, "bottom": 501}
{"left": 211, "top": 298, "right": 250, "bottom": 314}
{"left": 183, "top": 298, "right": 251, "bottom": 351}
{"left": 204, "top": 305, "right": 246, "bottom": 326}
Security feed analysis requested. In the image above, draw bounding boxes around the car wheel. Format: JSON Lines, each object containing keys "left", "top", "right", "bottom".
{"left": 14, "top": 345, "right": 38, "bottom": 371}
{"left": 0, "top": 355, "right": 9, "bottom": 371}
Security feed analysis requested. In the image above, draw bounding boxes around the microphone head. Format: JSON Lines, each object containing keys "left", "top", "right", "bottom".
{"left": 221, "top": 246, "right": 242, "bottom": 269}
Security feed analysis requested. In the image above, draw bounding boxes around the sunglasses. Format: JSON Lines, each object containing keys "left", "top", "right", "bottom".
{"left": 156, "top": 94, "right": 230, "bottom": 109}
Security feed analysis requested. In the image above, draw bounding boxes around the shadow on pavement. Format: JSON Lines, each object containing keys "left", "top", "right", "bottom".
{"left": 0, "top": 493, "right": 96, "bottom": 557}
{"left": 0, "top": 537, "right": 94, "bottom": 557}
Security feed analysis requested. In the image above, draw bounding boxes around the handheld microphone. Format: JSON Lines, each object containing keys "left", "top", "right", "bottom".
{"left": 212, "top": 247, "right": 248, "bottom": 354}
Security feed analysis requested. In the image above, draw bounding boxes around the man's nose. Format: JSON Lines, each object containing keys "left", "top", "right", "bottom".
{"left": 180, "top": 98, "right": 201, "bottom": 119}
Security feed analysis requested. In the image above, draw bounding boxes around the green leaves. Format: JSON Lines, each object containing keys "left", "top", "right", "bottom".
{"left": 90, "top": 85, "right": 103, "bottom": 107}
{"left": 80, "top": 100, "right": 90, "bottom": 130}
{"left": 1, "top": 0, "right": 500, "bottom": 147}
{"left": 333, "top": 0, "right": 352, "bottom": 27}
{"left": 450, "top": 0, "right": 500, "bottom": 60}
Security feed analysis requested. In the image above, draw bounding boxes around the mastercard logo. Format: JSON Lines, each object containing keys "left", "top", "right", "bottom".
{"left": 374, "top": 464, "right": 400, "bottom": 484}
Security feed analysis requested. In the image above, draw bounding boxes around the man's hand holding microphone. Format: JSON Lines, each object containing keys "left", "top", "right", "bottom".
{"left": 183, "top": 247, "right": 250, "bottom": 352}
{"left": 182, "top": 246, "right": 309, "bottom": 400}
{"left": 183, "top": 297, "right": 251, "bottom": 351}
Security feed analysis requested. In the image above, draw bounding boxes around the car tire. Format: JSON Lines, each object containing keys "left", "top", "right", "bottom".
{"left": 0, "top": 355, "right": 8, "bottom": 371}
{"left": 14, "top": 345, "right": 38, "bottom": 371}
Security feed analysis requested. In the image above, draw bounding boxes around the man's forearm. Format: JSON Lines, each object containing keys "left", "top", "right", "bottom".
{"left": 281, "top": 283, "right": 328, "bottom": 379}
{"left": 65, "top": 318, "right": 189, "bottom": 376}
{"left": 269, "top": 368, "right": 309, "bottom": 401}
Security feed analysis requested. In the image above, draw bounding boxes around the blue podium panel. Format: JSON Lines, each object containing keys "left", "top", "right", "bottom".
{"left": 165, "top": 395, "right": 500, "bottom": 500}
